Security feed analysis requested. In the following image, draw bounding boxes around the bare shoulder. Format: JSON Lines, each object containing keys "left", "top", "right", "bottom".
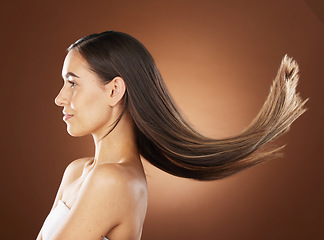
{"left": 48, "top": 161, "right": 147, "bottom": 239}
{"left": 65, "top": 157, "right": 92, "bottom": 172}
{"left": 86, "top": 163, "right": 147, "bottom": 205}
{"left": 48, "top": 157, "right": 93, "bottom": 211}
{"left": 58, "top": 157, "right": 94, "bottom": 190}
{"left": 62, "top": 157, "right": 93, "bottom": 181}
{"left": 91, "top": 162, "right": 143, "bottom": 182}
{"left": 72, "top": 161, "right": 147, "bottom": 234}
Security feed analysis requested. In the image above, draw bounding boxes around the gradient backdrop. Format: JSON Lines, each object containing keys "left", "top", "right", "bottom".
{"left": 1, "top": 0, "right": 323, "bottom": 239}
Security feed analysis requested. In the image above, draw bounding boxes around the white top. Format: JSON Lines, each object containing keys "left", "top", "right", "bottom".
{"left": 42, "top": 200, "right": 109, "bottom": 240}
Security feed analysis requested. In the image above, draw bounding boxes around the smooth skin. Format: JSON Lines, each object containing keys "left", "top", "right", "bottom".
{"left": 36, "top": 50, "right": 147, "bottom": 240}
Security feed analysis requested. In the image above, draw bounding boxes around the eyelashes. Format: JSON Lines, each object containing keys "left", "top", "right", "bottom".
{"left": 68, "top": 80, "right": 76, "bottom": 87}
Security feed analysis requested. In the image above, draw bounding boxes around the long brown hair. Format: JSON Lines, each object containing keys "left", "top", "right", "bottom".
{"left": 68, "top": 31, "right": 307, "bottom": 180}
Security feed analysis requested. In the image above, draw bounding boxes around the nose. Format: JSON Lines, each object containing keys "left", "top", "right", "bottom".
{"left": 55, "top": 85, "right": 69, "bottom": 107}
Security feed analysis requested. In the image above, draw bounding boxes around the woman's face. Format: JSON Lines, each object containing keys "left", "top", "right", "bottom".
{"left": 55, "top": 49, "right": 113, "bottom": 137}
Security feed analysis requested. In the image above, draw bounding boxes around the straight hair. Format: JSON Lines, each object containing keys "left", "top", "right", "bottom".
{"left": 68, "top": 31, "right": 308, "bottom": 180}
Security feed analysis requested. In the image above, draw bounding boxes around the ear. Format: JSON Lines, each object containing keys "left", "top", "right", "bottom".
{"left": 106, "top": 77, "right": 126, "bottom": 107}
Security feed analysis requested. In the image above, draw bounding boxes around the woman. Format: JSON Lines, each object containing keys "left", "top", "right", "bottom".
{"left": 37, "top": 31, "right": 307, "bottom": 240}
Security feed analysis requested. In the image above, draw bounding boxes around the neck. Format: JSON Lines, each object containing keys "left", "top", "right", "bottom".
{"left": 91, "top": 110, "right": 139, "bottom": 166}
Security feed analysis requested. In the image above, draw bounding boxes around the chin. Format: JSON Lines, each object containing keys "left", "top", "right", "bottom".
{"left": 66, "top": 126, "right": 89, "bottom": 137}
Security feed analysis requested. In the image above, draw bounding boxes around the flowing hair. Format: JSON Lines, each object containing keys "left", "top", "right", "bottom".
{"left": 68, "top": 31, "right": 308, "bottom": 180}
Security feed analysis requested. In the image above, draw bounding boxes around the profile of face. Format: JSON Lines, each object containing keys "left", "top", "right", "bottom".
{"left": 55, "top": 49, "right": 126, "bottom": 138}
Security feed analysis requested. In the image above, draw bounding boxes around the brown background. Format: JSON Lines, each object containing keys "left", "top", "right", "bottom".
{"left": 1, "top": 0, "right": 323, "bottom": 239}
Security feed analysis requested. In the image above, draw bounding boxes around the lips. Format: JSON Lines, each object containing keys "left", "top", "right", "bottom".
{"left": 63, "top": 113, "right": 74, "bottom": 121}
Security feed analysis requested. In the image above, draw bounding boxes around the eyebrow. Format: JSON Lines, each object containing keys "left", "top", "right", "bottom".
{"left": 63, "top": 72, "right": 80, "bottom": 79}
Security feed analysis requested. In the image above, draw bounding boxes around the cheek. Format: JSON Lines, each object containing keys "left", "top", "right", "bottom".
{"left": 71, "top": 89, "right": 104, "bottom": 111}
{"left": 72, "top": 91, "right": 111, "bottom": 126}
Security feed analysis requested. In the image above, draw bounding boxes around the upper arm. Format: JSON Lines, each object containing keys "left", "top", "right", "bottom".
{"left": 36, "top": 230, "right": 43, "bottom": 240}
{"left": 37, "top": 158, "right": 88, "bottom": 239}
{"left": 50, "top": 165, "right": 138, "bottom": 240}
{"left": 49, "top": 159, "right": 85, "bottom": 211}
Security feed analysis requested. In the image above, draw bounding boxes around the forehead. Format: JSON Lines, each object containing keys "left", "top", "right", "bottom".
{"left": 61, "top": 49, "right": 91, "bottom": 78}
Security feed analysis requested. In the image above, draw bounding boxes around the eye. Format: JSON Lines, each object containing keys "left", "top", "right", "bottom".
{"left": 68, "top": 80, "right": 76, "bottom": 88}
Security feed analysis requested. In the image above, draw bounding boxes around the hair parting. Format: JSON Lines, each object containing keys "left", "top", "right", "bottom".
{"left": 68, "top": 31, "right": 308, "bottom": 180}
